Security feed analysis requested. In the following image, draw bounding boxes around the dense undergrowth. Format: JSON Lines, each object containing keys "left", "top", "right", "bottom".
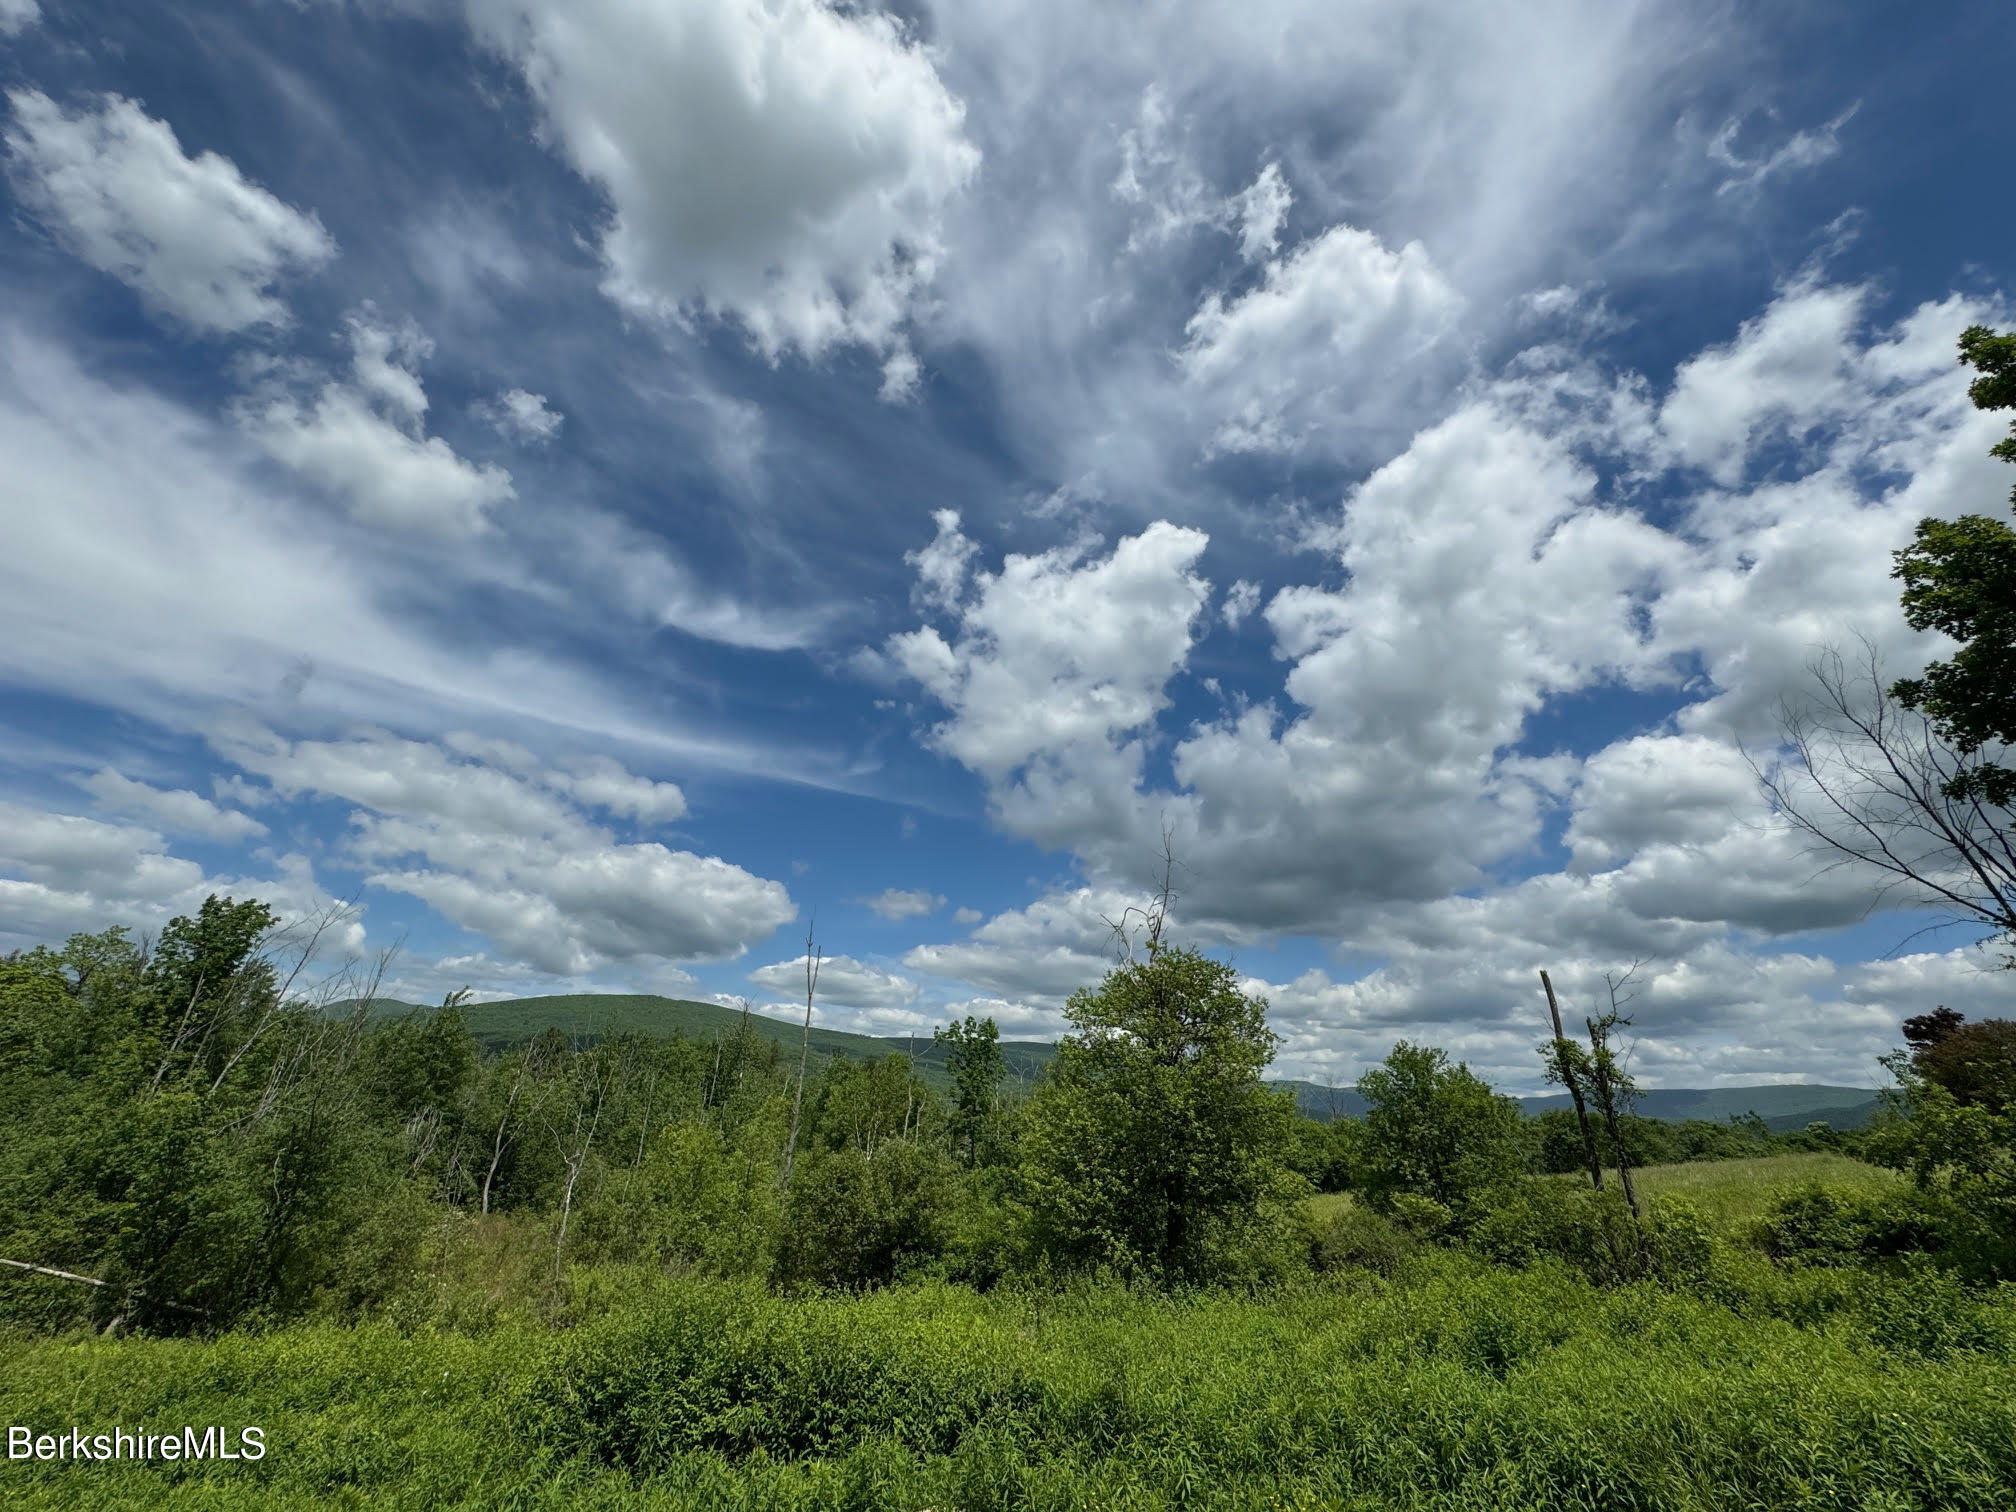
{"left": 4, "top": 1245, "right": 2014, "bottom": 1511}
{"left": 6, "top": 901, "right": 2016, "bottom": 1507}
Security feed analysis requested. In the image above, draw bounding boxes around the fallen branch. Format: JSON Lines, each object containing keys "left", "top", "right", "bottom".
{"left": 0, "top": 1256, "right": 210, "bottom": 1318}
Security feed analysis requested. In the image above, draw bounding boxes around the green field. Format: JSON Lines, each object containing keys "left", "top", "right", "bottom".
{"left": 3, "top": 1255, "right": 2011, "bottom": 1510}
{"left": 3, "top": 1155, "right": 2011, "bottom": 1511}
{"left": 1632, "top": 1152, "right": 1903, "bottom": 1225}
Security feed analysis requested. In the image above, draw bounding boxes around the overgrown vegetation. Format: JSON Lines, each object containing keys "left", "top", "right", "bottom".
{"left": 4, "top": 884, "right": 2015, "bottom": 1506}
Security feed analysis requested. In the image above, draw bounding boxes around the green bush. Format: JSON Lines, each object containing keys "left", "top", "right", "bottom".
{"left": 1467, "top": 1180, "right": 1716, "bottom": 1288}
{"left": 773, "top": 1139, "right": 958, "bottom": 1289}
{"left": 1308, "top": 1202, "right": 1417, "bottom": 1275}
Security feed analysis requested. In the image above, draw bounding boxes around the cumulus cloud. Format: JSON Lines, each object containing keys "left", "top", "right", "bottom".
{"left": 952, "top": 906, "right": 983, "bottom": 925}
{"left": 209, "top": 725, "right": 793, "bottom": 974}
{"left": 0, "top": 797, "right": 330, "bottom": 955}
{"left": 77, "top": 767, "right": 269, "bottom": 843}
{"left": 1220, "top": 579, "right": 1261, "bottom": 630}
{"left": 0, "top": 0, "right": 39, "bottom": 37}
{"left": 860, "top": 888, "right": 943, "bottom": 922}
{"left": 4, "top": 90, "right": 334, "bottom": 333}
{"left": 478, "top": 387, "right": 563, "bottom": 444}
{"left": 239, "top": 309, "right": 513, "bottom": 536}
{"left": 1180, "top": 222, "right": 1465, "bottom": 456}
{"left": 1230, "top": 161, "right": 1292, "bottom": 263}
{"left": 750, "top": 952, "right": 919, "bottom": 1009}
{"left": 885, "top": 513, "right": 1210, "bottom": 851}
{"left": 940, "top": 996, "right": 1070, "bottom": 1037}
{"left": 905, "top": 886, "right": 1137, "bottom": 1006}
{"left": 469, "top": 0, "right": 978, "bottom": 377}
{"left": 880, "top": 271, "right": 2009, "bottom": 1085}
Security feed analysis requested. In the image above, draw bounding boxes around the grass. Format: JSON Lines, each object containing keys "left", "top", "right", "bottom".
{"left": 1307, "top": 1153, "right": 1900, "bottom": 1232}
{"left": 1632, "top": 1153, "right": 1902, "bottom": 1225}
{"left": 1, "top": 1257, "right": 2011, "bottom": 1510}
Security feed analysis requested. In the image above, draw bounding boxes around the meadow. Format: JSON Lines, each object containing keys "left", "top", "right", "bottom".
{"left": 5, "top": 912, "right": 2012, "bottom": 1510}
{"left": 3, "top": 1155, "right": 2013, "bottom": 1511}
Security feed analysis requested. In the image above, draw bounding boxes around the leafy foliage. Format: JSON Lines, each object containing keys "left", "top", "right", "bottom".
{"left": 1888, "top": 324, "right": 2016, "bottom": 805}
{"left": 1353, "top": 1041, "right": 1525, "bottom": 1220}
{"left": 1020, "top": 946, "right": 1304, "bottom": 1283}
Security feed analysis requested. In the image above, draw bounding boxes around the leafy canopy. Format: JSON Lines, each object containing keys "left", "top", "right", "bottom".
{"left": 1021, "top": 945, "right": 1301, "bottom": 1284}
{"left": 1889, "top": 325, "right": 2016, "bottom": 805}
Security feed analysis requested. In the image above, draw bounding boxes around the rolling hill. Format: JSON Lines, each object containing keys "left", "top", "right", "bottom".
{"left": 338, "top": 993, "right": 1880, "bottom": 1126}
{"left": 336, "top": 993, "right": 1058, "bottom": 1090}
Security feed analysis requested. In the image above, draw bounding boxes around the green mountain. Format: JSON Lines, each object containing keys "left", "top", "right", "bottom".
{"left": 340, "top": 992, "right": 1879, "bottom": 1126}
{"left": 337, "top": 993, "right": 1057, "bottom": 1090}
{"left": 1515, "top": 1084, "right": 1886, "bottom": 1128}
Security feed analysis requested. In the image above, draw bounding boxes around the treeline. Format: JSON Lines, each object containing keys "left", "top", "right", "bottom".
{"left": 2, "top": 896, "right": 2011, "bottom": 1334}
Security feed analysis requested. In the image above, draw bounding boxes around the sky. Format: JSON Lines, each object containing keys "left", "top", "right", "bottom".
{"left": 2, "top": 0, "right": 2013, "bottom": 1093}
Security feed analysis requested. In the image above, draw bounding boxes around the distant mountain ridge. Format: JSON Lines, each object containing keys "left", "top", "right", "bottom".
{"left": 337, "top": 992, "right": 1883, "bottom": 1127}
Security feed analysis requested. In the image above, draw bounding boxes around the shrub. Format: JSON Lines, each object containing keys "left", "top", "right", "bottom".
{"left": 774, "top": 1139, "right": 958, "bottom": 1290}
{"left": 1468, "top": 1180, "right": 1716, "bottom": 1288}
{"left": 1309, "top": 1202, "right": 1416, "bottom": 1275}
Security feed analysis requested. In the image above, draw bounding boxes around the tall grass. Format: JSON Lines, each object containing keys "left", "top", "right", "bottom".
{"left": 1633, "top": 1153, "right": 1902, "bottom": 1225}
{"left": 3, "top": 1251, "right": 2011, "bottom": 1510}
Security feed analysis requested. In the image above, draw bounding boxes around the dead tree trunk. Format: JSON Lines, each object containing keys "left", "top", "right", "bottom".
{"left": 780, "top": 925, "right": 822, "bottom": 1193}
{"left": 481, "top": 1050, "right": 536, "bottom": 1217}
{"left": 1540, "top": 969, "right": 1605, "bottom": 1193}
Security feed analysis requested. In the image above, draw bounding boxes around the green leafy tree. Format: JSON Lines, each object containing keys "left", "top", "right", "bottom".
{"left": 1912, "top": 1016, "right": 2016, "bottom": 1113}
{"left": 933, "top": 1014, "right": 1006, "bottom": 1166}
{"left": 1355, "top": 1042, "right": 1523, "bottom": 1221}
{"left": 1889, "top": 325, "right": 2016, "bottom": 805}
{"left": 1021, "top": 946, "right": 1302, "bottom": 1284}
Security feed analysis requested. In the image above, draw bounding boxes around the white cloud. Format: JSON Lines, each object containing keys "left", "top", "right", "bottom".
{"left": 905, "top": 886, "right": 1136, "bottom": 1006}
{"left": 1710, "top": 104, "right": 1858, "bottom": 198}
{"left": 554, "top": 755, "right": 688, "bottom": 825}
{"left": 0, "top": 0, "right": 39, "bottom": 38}
{"left": 469, "top": 0, "right": 979, "bottom": 373}
{"left": 1179, "top": 222, "right": 1464, "bottom": 456}
{"left": 1658, "top": 276, "right": 1869, "bottom": 486}
{"left": 860, "top": 888, "right": 943, "bottom": 922}
{"left": 885, "top": 514, "right": 1210, "bottom": 851}
{"left": 77, "top": 767, "right": 269, "bottom": 843}
{"left": 1562, "top": 734, "right": 1758, "bottom": 873}
{"left": 1230, "top": 161, "right": 1292, "bottom": 264}
{"left": 1220, "top": 579, "right": 1261, "bottom": 630}
{"left": 0, "top": 798, "right": 329, "bottom": 955}
{"left": 940, "top": 996, "right": 1070, "bottom": 1038}
{"left": 479, "top": 387, "right": 563, "bottom": 444}
{"left": 4, "top": 90, "right": 334, "bottom": 333}
{"left": 211, "top": 725, "right": 794, "bottom": 974}
{"left": 240, "top": 310, "right": 513, "bottom": 536}
{"left": 952, "top": 906, "right": 982, "bottom": 925}
{"left": 750, "top": 952, "right": 919, "bottom": 1009}
{"left": 877, "top": 271, "right": 2010, "bottom": 1089}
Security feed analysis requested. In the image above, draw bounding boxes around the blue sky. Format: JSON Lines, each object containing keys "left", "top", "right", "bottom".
{"left": 3, "top": 0, "right": 2012, "bottom": 1091}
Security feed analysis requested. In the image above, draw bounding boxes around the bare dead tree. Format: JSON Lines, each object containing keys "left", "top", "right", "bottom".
{"left": 1101, "top": 821, "right": 1184, "bottom": 964}
{"left": 550, "top": 1051, "right": 609, "bottom": 1281}
{"left": 1539, "top": 969, "right": 1605, "bottom": 1193}
{"left": 1754, "top": 640, "right": 2016, "bottom": 962}
{"left": 206, "top": 899, "right": 363, "bottom": 1096}
{"left": 781, "top": 920, "right": 823, "bottom": 1194}
{"left": 481, "top": 1032, "right": 553, "bottom": 1217}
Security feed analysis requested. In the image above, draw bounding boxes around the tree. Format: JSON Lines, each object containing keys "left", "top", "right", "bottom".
{"left": 1888, "top": 326, "right": 2016, "bottom": 806}
{"left": 1758, "top": 641, "right": 2016, "bottom": 960}
{"left": 933, "top": 1014, "right": 1005, "bottom": 1167}
{"left": 1355, "top": 1042, "right": 1523, "bottom": 1220}
{"left": 1021, "top": 946, "right": 1301, "bottom": 1284}
{"left": 1912, "top": 1016, "right": 2016, "bottom": 1114}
